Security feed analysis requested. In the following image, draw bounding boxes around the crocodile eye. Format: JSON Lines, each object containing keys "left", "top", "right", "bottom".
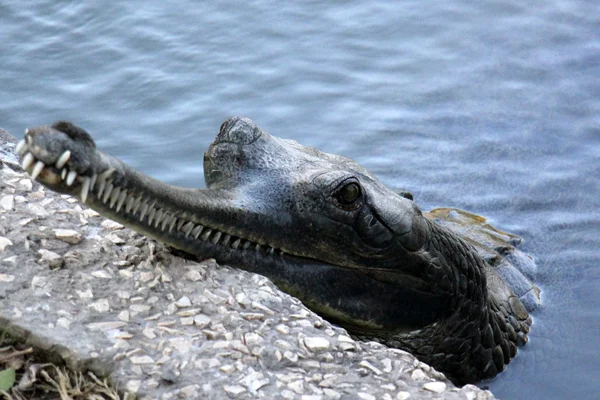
{"left": 337, "top": 182, "right": 361, "bottom": 205}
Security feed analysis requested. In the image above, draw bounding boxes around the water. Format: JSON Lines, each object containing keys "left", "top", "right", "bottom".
{"left": 1, "top": 1, "right": 599, "bottom": 398}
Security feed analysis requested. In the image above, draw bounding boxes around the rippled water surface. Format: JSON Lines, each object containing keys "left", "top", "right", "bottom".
{"left": 2, "top": 1, "right": 599, "bottom": 398}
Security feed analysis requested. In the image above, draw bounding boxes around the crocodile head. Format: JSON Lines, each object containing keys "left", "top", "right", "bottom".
{"left": 17, "top": 117, "right": 531, "bottom": 384}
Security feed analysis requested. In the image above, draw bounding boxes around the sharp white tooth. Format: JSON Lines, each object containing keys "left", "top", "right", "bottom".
{"left": 221, "top": 234, "right": 231, "bottom": 246}
{"left": 267, "top": 247, "right": 275, "bottom": 255}
{"left": 15, "top": 140, "right": 27, "bottom": 155}
{"left": 97, "top": 179, "right": 106, "bottom": 198}
{"left": 102, "top": 183, "right": 113, "bottom": 203}
{"left": 116, "top": 191, "right": 128, "bottom": 212}
{"left": 154, "top": 209, "right": 164, "bottom": 228}
{"left": 99, "top": 168, "right": 116, "bottom": 181}
{"left": 22, "top": 152, "right": 35, "bottom": 170}
{"left": 200, "top": 229, "right": 212, "bottom": 241}
{"left": 80, "top": 176, "right": 91, "bottom": 203}
{"left": 255, "top": 244, "right": 261, "bottom": 252}
{"left": 231, "top": 238, "right": 241, "bottom": 249}
{"left": 61, "top": 168, "right": 67, "bottom": 180}
{"left": 90, "top": 174, "right": 98, "bottom": 191}
{"left": 211, "top": 231, "right": 222, "bottom": 244}
{"left": 182, "top": 222, "right": 194, "bottom": 237}
{"left": 125, "top": 195, "right": 135, "bottom": 213}
{"left": 139, "top": 203, "right": 149, "bottom": 221}
{"left": 147, "top": 208, "right": 156, "bottom": 226}
{"left": 190, "top": 225, "right": 201, "bottom": 238}
{"left": 177, "top": 219, "right": 186, "bottom": 231}
{"left": 30, "top": 160, "right": 45, "bottom": 180}
{"left": 168, "top": 217, "right": 177, "bottom": 232}
{"left": 191, "top": 225, "right": 204, "bottom": 239}
{"left": 161, "top": 214, "right": 172, "bottom": 231}
{"left": 132, "top": 197, "right": 142, "bottom": 215}
{"left": 55, "top": 150, "right": 71, "bottom": 169}
{"left": 66, "top": 170, "right": 78, "bottom": 186}
{"left": 242, "top": 241, "right": 251, "bottom": 250}
{"left": 109, "top": 187, "right": 121, "bottom": 208}
{"left": 279, "top": 251, "right": 285, "bottom": 257}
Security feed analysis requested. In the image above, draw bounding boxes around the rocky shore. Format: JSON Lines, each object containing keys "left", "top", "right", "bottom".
{"left": 0, "top": 128, "right": 494, "bottom": 399}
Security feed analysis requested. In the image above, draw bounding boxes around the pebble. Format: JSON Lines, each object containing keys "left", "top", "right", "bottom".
{"left": 175, "top": 296, "right": 192, "bottom": 308}
{"left": 106, "top": 233, "right": 125, "bottom": 244}
{"left": 359, "top": 360, "right": 382, "bottom": 375}
{"left": 18, "top": 179, "right": 33, "bottom": 191}
{"left": 223, "top": 385, "right": 246, "bottom": 395}
{"left": 323, "top": 388, "right": 342, "bottom": 399}
{"left": 130, "top": 356, "right": 155, "bottom": 364}
{"left": 0, "top": 195, "right": 14, "bottom": 210}
{"left": 0, "top": 236, "right": 13, "bottom": 252}
{"left": 37, "top": 248, "right": 61, "bottom": 262}
{"left": 358, "top": 393, "right": 376, "bottom": 400}
{"left": 88, "top": 299, "right": 110, "bottom": 313}
{"left": 423, "top": 381, "right": 446, "bottom": 393}
{"left": 102, "top": 220, "right": 124, "bottom": 230}
{"left": 0, "top": 273, "right": 15, "bottom": 282}
{"left": 57, "top": 317, "right": 71, "bottom": 329}
{"left": 397, "top": 392, "right": 411, "bottom": 400}
{"left": 31, "top": 276, "right": 47, "bottom": 288}
{"left": 410, "top": 369, "right": 426, "bottom": 380}
{"left": 304, "top": 337, "right": 330, "bottom": 351}
{"left": 54, "top": 229, "right": 83, "bottom": 244}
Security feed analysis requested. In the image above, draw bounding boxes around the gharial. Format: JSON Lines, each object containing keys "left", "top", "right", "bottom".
{"left": 15, "top": 117, "right": 540, "bottom": 384}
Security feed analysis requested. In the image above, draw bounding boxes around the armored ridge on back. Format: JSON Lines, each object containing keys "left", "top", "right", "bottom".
{"left": 15, "top": 117, "right": 538, "bottom": 384}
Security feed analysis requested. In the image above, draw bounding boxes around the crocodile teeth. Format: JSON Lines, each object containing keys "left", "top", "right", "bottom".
{"left": 182, "top": 221, "right": 194, "bottom": 237}
{"left": 109, "top": 187, "right": 121, "bottom": 209}
{"left": 221, "top": 234, "right": 231, "bottom": 247}
{"left": 80, "top": 176, "right": 91, "bottom": 203}
{"left": 61, "top": 168, "right": 68, "bottom": 180}
{"left": 211, "top": 231, "right": 222, "bottom": 245}
{"left": 132, "top": 197, "right": 142, "bottom": 215}
{"left": 22, "top": 152, "right": 35, "bottom": 170}
{"left": 168, "top": 217, "right": 177, "bottom": 232}
{"left": 98, "top": 168, "right": 116, "bottom": 182}
{"left": 147, "top": 208, "right": 156, "bottom": 225}
{"left": 191, "top": 225, "right": 204, "bottom": 239}
{"left": 55, "top": 150, "right": 71, "bottom": 169}
{"left": 200, "top": 229, "right": 212, "bottom": 241}
{"left": 153, "top": 209, "right": 164, "bottom": 228}
{"left": 30, "top": 161, "right": 45, "bottom": 180}
{"left": 267, "top": 247, "right": 275, "bottom": 255}
{"left": 139, "top": 203, "right": 149, "bottom": 221}
{"left": 66, "top": 170, "right": 78, "bottom": 186}
{"left": 161, "top": 214, "right": 172, "bottom": 231}
{"left": 15, "top": 140, "right": 27, "bottom": 155}
{"left": 231, "top": 238, "right": 241, "bottom": 249}
{"left": 90, "top": 174, "right": 98, "bottom": 191}
{"left": 125, "top": 195, "right": 135, "bottom": 213}
{"left": 102, "top": 183, "right": 114, "bottom": 203}
{"left": 97, "top": 179, "right": 106, "bottom": 198}
{"left": 115, "top": 191, "right": 128, "bottom": 212}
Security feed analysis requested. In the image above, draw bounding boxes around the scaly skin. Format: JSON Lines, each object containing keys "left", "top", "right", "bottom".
{"left": 16, "top": 118, "right": 531, "bottom": 384}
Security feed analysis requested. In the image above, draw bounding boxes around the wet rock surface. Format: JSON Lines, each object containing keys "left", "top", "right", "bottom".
{"left": 0, "top": 128, "right": 494, "bottom": 399}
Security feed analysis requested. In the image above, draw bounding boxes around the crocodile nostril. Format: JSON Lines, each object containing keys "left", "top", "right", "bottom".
{"left": 217, "top": 116, "right": 261, "bottom": 145}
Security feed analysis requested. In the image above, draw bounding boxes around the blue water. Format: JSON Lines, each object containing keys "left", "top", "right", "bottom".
{"left": 1, "top": 1, "right": 599, "bottom": 398}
